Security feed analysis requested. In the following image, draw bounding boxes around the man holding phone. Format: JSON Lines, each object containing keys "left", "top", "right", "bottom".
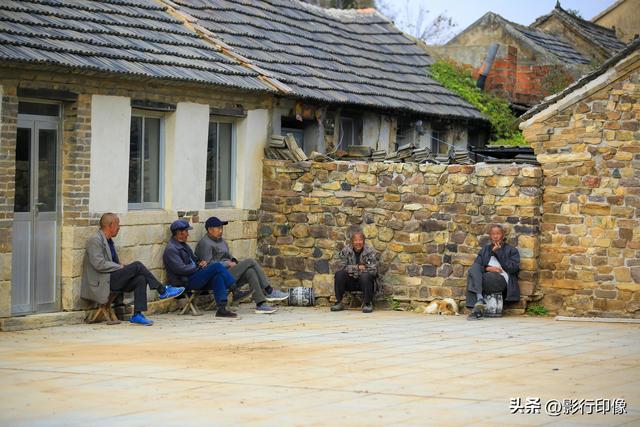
{"left": 163, "top": 219, "right": 237, "bottom": 318}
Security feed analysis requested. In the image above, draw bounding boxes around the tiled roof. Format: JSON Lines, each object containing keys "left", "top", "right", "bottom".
{"left": 532, "top": 3, "right": 627, "bottom": 57}
{"left": 520, "top": 38, "right": 640, "bottom": 122}
{"left": 0, "top": 0, "right": 485, "bottom": 121}
{"left": 511, "top": 25, "right": 590, "bottom": 65}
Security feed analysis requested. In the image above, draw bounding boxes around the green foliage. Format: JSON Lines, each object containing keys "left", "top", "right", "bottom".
{"left": 526, "top": 303, "right": 549, "bottom": 316}
{"left": 541, "top": 68, "right": 573, "bottom": 96}
{"left": 386, "top": 296, "right": 402, "bottom": 311}
{"left": 490, "top": 132, "right": 527, "bottom": 147}
{"left": 565, "top": 8, "right": 583, "bottom": 19}
{"left": 429, "top": 60, "right": 527, "bottom": 146}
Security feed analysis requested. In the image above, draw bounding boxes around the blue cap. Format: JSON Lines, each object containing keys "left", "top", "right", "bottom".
{"left": 205, "top": 216, "right": 228, "bottom": 229}
{"left": 170, "top": 219, "right": 193, "bottom": 232}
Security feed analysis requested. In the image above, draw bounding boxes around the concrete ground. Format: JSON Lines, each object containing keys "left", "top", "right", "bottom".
{"left": 0, "top": 306, "right": 638, "bottom": 427}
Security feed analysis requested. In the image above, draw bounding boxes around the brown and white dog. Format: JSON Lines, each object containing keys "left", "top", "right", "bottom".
{"left": 414, "top": 298, "right": 459, "bottom": 316}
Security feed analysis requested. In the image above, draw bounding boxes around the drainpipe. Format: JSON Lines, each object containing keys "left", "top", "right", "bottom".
{"left": 476, "top": 43, "right": 500, "bottom": 90}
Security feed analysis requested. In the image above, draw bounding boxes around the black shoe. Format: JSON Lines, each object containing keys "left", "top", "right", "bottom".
{"left": 330, "top": 302, "right": 344, "bottom": 312}
{"left": 216, "top": 307, "right": 238, "bottom": 318}
{"left": 467, "top": 308, "right": 484, "bottom": 321}
{"left": 362, "top": 303, "right": 373, "bottom": 314}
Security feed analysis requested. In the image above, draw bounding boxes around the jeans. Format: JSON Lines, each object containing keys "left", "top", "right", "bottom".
{"left": 187, "top": 262, "right": 236, "bottom": 304}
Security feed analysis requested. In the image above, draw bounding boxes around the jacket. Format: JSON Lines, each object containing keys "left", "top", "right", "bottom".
{"left": 81, "top": 230, "right": 122, "bottom": 304}
{"left": 163, "top": 238, "right": 200, "bottom": 284}
{"left": 337, "top": 243, "right": 383, "bottom": 294}
{"left": 473, "top": 243, "right": 520, "bottom": 302}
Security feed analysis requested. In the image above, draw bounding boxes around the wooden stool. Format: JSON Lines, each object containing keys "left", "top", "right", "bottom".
{"left": 179, "top": 290, "right": 204, "bottom": 316}
{"left": 87, "top": 292, "right": 121, "bottom": 325}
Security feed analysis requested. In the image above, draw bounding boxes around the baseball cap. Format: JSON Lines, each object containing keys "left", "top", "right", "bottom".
{"left": 205, "top": 216, "right": 229, "bottom": 229}
{"left": 170, "top": 219, "right": 193, "bottom": 232}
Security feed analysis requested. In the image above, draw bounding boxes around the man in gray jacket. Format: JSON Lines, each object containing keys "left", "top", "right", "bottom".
{"left": 195, "top": 216, "right": 288, "bottom": 314}
{"left": 81, "top": 213, "right": 184, "bottom": 325}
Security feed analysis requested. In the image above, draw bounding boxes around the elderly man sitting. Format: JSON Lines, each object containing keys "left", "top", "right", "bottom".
{"left": 81, "top": 213, "right": 184, "bottom": 326}
{"left": 330, "top": 230, "right": 380, "bottom": 314}
{"left": 195, "top": 216, "right": 288, "bottom": 314}
{"left": 466, "top": 224, "right": 520, "bottom": 320}
{"left": 163, "top": 219, "right": 238, "bottom": 318}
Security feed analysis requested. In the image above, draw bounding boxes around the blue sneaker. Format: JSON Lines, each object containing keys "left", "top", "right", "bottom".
{"left": 255, "top": 304, "right": 277, "bottom": 314}
{"left": 159, "top": 285, "right": 185, "bottom": 300}
{"left": 265, "top": 288, "right": 288, "bottom": 302}
{"left": 130, "top": 312, "right": 154, "bottom": 326}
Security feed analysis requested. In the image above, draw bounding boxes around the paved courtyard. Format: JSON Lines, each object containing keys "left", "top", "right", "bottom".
{"left": 0, "top": 307, "right": 638, "bottom": 427}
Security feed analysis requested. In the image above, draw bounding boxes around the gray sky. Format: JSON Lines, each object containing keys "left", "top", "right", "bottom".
{"left": 380, "top": 0, "right": 618, "bottom": 43}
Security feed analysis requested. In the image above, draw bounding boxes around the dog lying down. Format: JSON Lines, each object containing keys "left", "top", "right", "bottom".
{"left": 414, "top": 298, "right": 460, "bottom": 316}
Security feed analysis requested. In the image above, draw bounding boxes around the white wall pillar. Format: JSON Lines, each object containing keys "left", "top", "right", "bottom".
{"left": 236, "top": 109, "right": 269, "bottom": 210}
{"left": 89, "top": 95, "right": 131, "bottom": 213}
{"left": 164, "top": 102, "right": 209, "bottom": 211}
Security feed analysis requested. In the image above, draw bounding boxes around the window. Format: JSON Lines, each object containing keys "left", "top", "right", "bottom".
{"left": 431, "top": 130, "right": 449, "bottom": 156}
{"left": 206, "top": 120, "right": 235, "bottom": 206}
{"left": 128, "top": 113, "right": 163, "bottom": 209}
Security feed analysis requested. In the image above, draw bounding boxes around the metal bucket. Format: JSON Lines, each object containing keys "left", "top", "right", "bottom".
{"left": 483, "top": 293, "right": 503, "bottom": 317}
{"left": 288, "top": 287, "right": 315, "bottom": 307}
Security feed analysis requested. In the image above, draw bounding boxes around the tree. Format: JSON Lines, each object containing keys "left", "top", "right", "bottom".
{"left": 376, "top": 0, "right": 457, "bottom": 45}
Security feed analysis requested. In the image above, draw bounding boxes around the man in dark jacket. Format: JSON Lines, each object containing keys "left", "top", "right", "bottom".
{"left": 163, "top": 219, "right": 237, "bottom": 318}
{"left": 195, "top": 216, "right": 287, "bottom": 314}
{"left": 330, "top": 230, "right": 380, "bottom": 314}
{"left": 466, "top": 224, "right": 520, "bottom": 320}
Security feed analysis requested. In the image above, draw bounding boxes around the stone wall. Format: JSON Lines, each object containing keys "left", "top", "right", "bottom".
{"left": 521, "top": 64, "right": 640, "bottom": 317}
{"left": 258, "top": 160, "right": 542, "bottom": 309}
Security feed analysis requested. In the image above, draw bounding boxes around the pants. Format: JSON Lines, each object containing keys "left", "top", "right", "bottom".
{"left": 334, "top": 270, "right": 375, "bottom": 305}
{"left": 187, "top": 262, "right": 236, "bottom": 304}
{"left": 229, "top": 259, "right": 270, "bottom": 305}
{"left": 466, "top": 263, "right": 507, "bottom": 308}
{"left": 110, "top": 261, "right": 164, "bottom": 312}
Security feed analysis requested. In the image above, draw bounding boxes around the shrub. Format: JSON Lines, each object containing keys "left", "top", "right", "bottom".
{"left": 429, "top": 60, "right": 527, "bottom": 146}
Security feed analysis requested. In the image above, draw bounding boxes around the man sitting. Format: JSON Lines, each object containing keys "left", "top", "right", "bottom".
{"left": 466, "top": 224, "right": 520, "bottom": 320}
{"left": 195, "top": 216, "right": 288, "bottom": 314}
{"left": 81, "top": 213, "right": 184, "bottom": 326}
{"left": 163, "top": 219, "right": 237, "bottom": 318}
{"left": 330, "top": 230, "right": 380, "bottom": 314}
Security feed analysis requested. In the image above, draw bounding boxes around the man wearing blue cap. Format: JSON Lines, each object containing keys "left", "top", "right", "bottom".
{"left": 163, "top": 219, "right": 238, "bottom": 317}
{"left": 81, "top": 213, "right": 185, "bottom": 326}
{"left": 195, "top": 216, "right": 288, "bottom": 314}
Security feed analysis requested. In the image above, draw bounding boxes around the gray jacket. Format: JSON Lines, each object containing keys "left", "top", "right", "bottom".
{"left": 81, "top": 230, "right": 122, "bottom": 304}
{"left": 195, "top": 234, "right": 235, "bottom": 267}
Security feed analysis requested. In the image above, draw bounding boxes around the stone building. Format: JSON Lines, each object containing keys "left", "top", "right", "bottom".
{"left": 531, "top": 2, "right": 628, "bottom": 64}
{"left": 431, "top": 12, "right": 592, "bottom": 109}
{"left": 432, "top": 2, "right": 627, "bottom": 110}
{"left": 519, "top": 39, "right": 640, "bottom": 317}
{"left": 591, "top": 0, "right": 640, "bottom": 44}
{"left": 0, "top": 0, "right": 485, "bottom": 319}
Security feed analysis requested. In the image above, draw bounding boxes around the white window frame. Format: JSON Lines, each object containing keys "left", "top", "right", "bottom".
{"left": 128, "top": 110, "right": 165, "bottom": 210}
{"left": 205, "top": 117, "right": 236, "bottom": 208}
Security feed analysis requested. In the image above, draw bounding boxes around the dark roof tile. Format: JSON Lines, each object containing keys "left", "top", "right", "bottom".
{"left": 0, "top": 0, "right": 484, "bottom": 120}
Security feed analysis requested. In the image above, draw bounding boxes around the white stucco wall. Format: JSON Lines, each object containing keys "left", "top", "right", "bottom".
{"left": 236, "top": 109, "right": 269, "bottom": 210}
{"left": 164, "top": 102, "right": 209, "bottom": 211}
{"left": 89, "top": 95, "right": 131, "bottom": 213}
